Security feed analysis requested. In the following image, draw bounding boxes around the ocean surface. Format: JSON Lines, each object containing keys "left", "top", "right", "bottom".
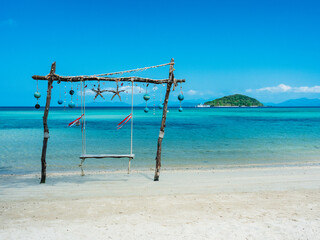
{"left": 1, "top": 107, "right": 320, "bottom": 175}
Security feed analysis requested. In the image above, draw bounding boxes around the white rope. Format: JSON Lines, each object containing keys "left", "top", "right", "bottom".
{"left": 131, "top": 79, "right": 133, "bottom": 155}
{"left": 83, "top": 81, "right": 86, "bottom": 155}
{"left": 81, "top": 81, "right": 84, "bottom": 156}
{"left": 128, "top": 79, "right": 134, "bottom": 174}
{"left": 94, "top": 62, "right": 172, "bottom": 77}
{"left": 67, "top": 62, "right": 172, "bottom": 78}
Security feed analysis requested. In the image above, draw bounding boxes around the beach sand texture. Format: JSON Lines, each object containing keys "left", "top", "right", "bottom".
{"left": 1, "top": 166, "right": 320, "bottom": 239}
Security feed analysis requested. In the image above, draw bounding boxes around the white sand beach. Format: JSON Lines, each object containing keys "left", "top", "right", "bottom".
{"left": 1, "top": 166, "right": 320, "bottom": 240}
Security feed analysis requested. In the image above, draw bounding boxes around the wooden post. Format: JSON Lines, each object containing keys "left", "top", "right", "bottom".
{"left": 154, "top": 58, "right": 175, "bottom": 181}
{"left": 40, "top": 62, "right": 55, "bottom": 184}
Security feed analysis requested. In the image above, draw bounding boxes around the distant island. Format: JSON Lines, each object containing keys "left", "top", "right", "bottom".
{"left": 205, "top": 94, "right": 264, "bottom": 107}
{"left": 264, "top": 98, "right": 320, "bottom": 107}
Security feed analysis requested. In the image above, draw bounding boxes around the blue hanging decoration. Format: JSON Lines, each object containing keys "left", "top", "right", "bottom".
{"left": 152, "top": 84, "right": 157, "bottom": 115}
{"left": 178, "top": 84, "right": 184, "bottom": 112}
{"left": 34, "top": 91, "right": 41, "bottom": 99}
{"left": 64, "top": 85, "right": 67, "bottom": 110}
{"left": 68, "top": 101, "right": 75, "bottom": 108}
{"left": 159, "top": 84, "right": 164, "bottom": 110}
{"left": 34, "top": 80, "right": 41, "bottom": 109}
{"left": 178, "top": 94, "right": 184, "bottom": 101}
{"left": 143, "top": 84, "right": 150, "bottom": 113}
{"left": 143, "top": 94, "right": 150, "bottom": 101}
{"left": 57, "top": 80, "right": 63, "bottom": 106}
{"left": 68, "top": 81, "right": 75, "bottom": 108}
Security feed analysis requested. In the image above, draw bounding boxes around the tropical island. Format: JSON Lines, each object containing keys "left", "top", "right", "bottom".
{"left": 205, "top": 94, "right": 263, "bottom": 107}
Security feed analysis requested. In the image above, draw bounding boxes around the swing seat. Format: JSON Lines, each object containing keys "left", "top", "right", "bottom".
{"left": 79, "top": 154, "right": 134, "bottom": 176}
{"left": 80, "top": 154, "right": 135, "bottom": 159}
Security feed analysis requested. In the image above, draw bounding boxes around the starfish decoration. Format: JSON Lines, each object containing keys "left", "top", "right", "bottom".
{"left": 91, "top": 83, "right": 109, "bottom": 100}
{"left": 106, "top": 84, "right": 126, "bottom": 101}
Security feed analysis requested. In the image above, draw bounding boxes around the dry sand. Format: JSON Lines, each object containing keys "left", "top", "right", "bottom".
{"left": 1, "top": 166, "right": 320, "bottom": 239}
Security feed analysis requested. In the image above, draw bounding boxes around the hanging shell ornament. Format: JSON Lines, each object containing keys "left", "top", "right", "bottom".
{"left": 143, "top": 94, "right": 151, "bottom": 101}
{"left": 178, "top": 94, "right": 184, "bottom": 101}
{"left": 68, "top": 101, "right": 75, "bottom": 108}
{"left": 34, "top": 91, "right": 41, "bottom": 99}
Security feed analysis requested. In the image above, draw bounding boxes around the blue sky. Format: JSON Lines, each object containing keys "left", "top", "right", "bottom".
{"left": 1, "top": 0, "right": 320, "bottom": 106}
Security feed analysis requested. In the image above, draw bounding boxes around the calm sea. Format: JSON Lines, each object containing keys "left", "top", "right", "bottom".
{"left": 1, "top": 107, "right": 320, "bottom": 175}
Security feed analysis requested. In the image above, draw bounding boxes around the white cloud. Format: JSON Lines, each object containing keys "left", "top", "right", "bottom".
{"left": 257, "top": 84, "right": 292, "bottom": 93}
{"left": 184, "top": 89, "right": 213, "bottom": 96}
{"left": 293, "top": 86, "right": 320, "bottom": 93}
{"left": 186, "top": 90, "right": 198, "bottom": 96}
{"left": 247, "top": 84, "right": 320, "bottom": 94}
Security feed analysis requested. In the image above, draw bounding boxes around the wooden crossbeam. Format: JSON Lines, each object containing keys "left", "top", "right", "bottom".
{"left": 32, "top": 75, "right": 185, "bottom": 85}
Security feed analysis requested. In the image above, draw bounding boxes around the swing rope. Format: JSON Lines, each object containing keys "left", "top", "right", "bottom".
{"left": 79, "top": 78, "right": 134, "bottom": 174}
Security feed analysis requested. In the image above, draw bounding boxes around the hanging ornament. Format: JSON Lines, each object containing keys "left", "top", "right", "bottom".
{"left": 68, "top": 101, "right": 75, "bottom": 108}
{"left": 178, "top": 94, "right": 184, "bottom": 101}
{"left": 178, "top": 84, "right": 184, "bottom": 112}
{"left": 143, "top": 84, "right": 150, "bottom": 113}
{"left": 64, "top": 84, "right": 67, "bottom": 110}
{"left": 105, "top": 83, "right": 125, "bottom": 101}
{"left": 34, "top": 91, "right": 41, "bottom": 99}
{"left": 91, "top": 81, "right": 109, "bottom": 100}
{"left": 143, "top": 94, "right": 150, "bottom": 101}
{"left": 153, "top": 84, "right": 156, "bottom": 115}
{"left": 34, "top": 80, "right": 41, "bottom": 109}
{"left": 57, "top": 81, "right": 63, "bottom": 105}
{"left": 76, "top": 84, "right": 79, "bottom": 107}
{"left": 159, "top": 84, "right": 163, "bottom": 109}
{"left": 69, "top": 80, "right": 75, "bottom": 108}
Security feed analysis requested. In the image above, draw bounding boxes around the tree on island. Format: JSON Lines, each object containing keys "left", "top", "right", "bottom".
{"left": 205, "top": 94, "right": 263, "bottom": 107}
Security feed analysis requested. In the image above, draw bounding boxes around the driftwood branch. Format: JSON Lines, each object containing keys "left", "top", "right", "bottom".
{"left": 154, "top": 58, "right": 175, "bottom": 181}
{"left": 40, "top": 62, "right": 55, "bottom": 183}
{"left": 32, "top": 75, "right": 185, "bottom": 84}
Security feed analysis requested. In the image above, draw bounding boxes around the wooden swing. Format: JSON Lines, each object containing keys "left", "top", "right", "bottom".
{"left": 32, "top": 59, "right": 185, "bottom": 183}
{"left": 78, "top": 80, "right": 135, "bottom": 176}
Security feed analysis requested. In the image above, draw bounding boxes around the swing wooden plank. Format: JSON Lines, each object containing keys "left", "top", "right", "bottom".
{"left": 80, "top": 154, "right": 135, "bottom": 159}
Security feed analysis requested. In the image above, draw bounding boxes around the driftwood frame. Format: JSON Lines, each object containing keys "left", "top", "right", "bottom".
{"left": 32, "top": 59, "right": 185, "bottom": 183}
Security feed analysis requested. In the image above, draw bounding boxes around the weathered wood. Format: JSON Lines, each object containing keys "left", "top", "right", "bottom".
{"left": 32, "top": 75, "right": 185, "bottom": 84}
{"left": 40, "top": 62, "right": 55, "bottom": 183}
{"left": 154, "top": 58, "right": 175, "bottom": 181}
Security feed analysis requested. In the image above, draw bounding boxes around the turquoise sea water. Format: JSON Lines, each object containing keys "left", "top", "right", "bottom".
{"left": 1, "top": 107, "right": 320, "bottom": 175}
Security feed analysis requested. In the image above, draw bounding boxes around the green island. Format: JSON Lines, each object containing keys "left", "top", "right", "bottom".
{"left": 205, "top": 94, "right": 264, "bottom": 107}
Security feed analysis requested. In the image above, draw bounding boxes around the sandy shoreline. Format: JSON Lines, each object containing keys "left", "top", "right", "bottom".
{"left": 1, "top": 166, "right": 320, "bottom": 239}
